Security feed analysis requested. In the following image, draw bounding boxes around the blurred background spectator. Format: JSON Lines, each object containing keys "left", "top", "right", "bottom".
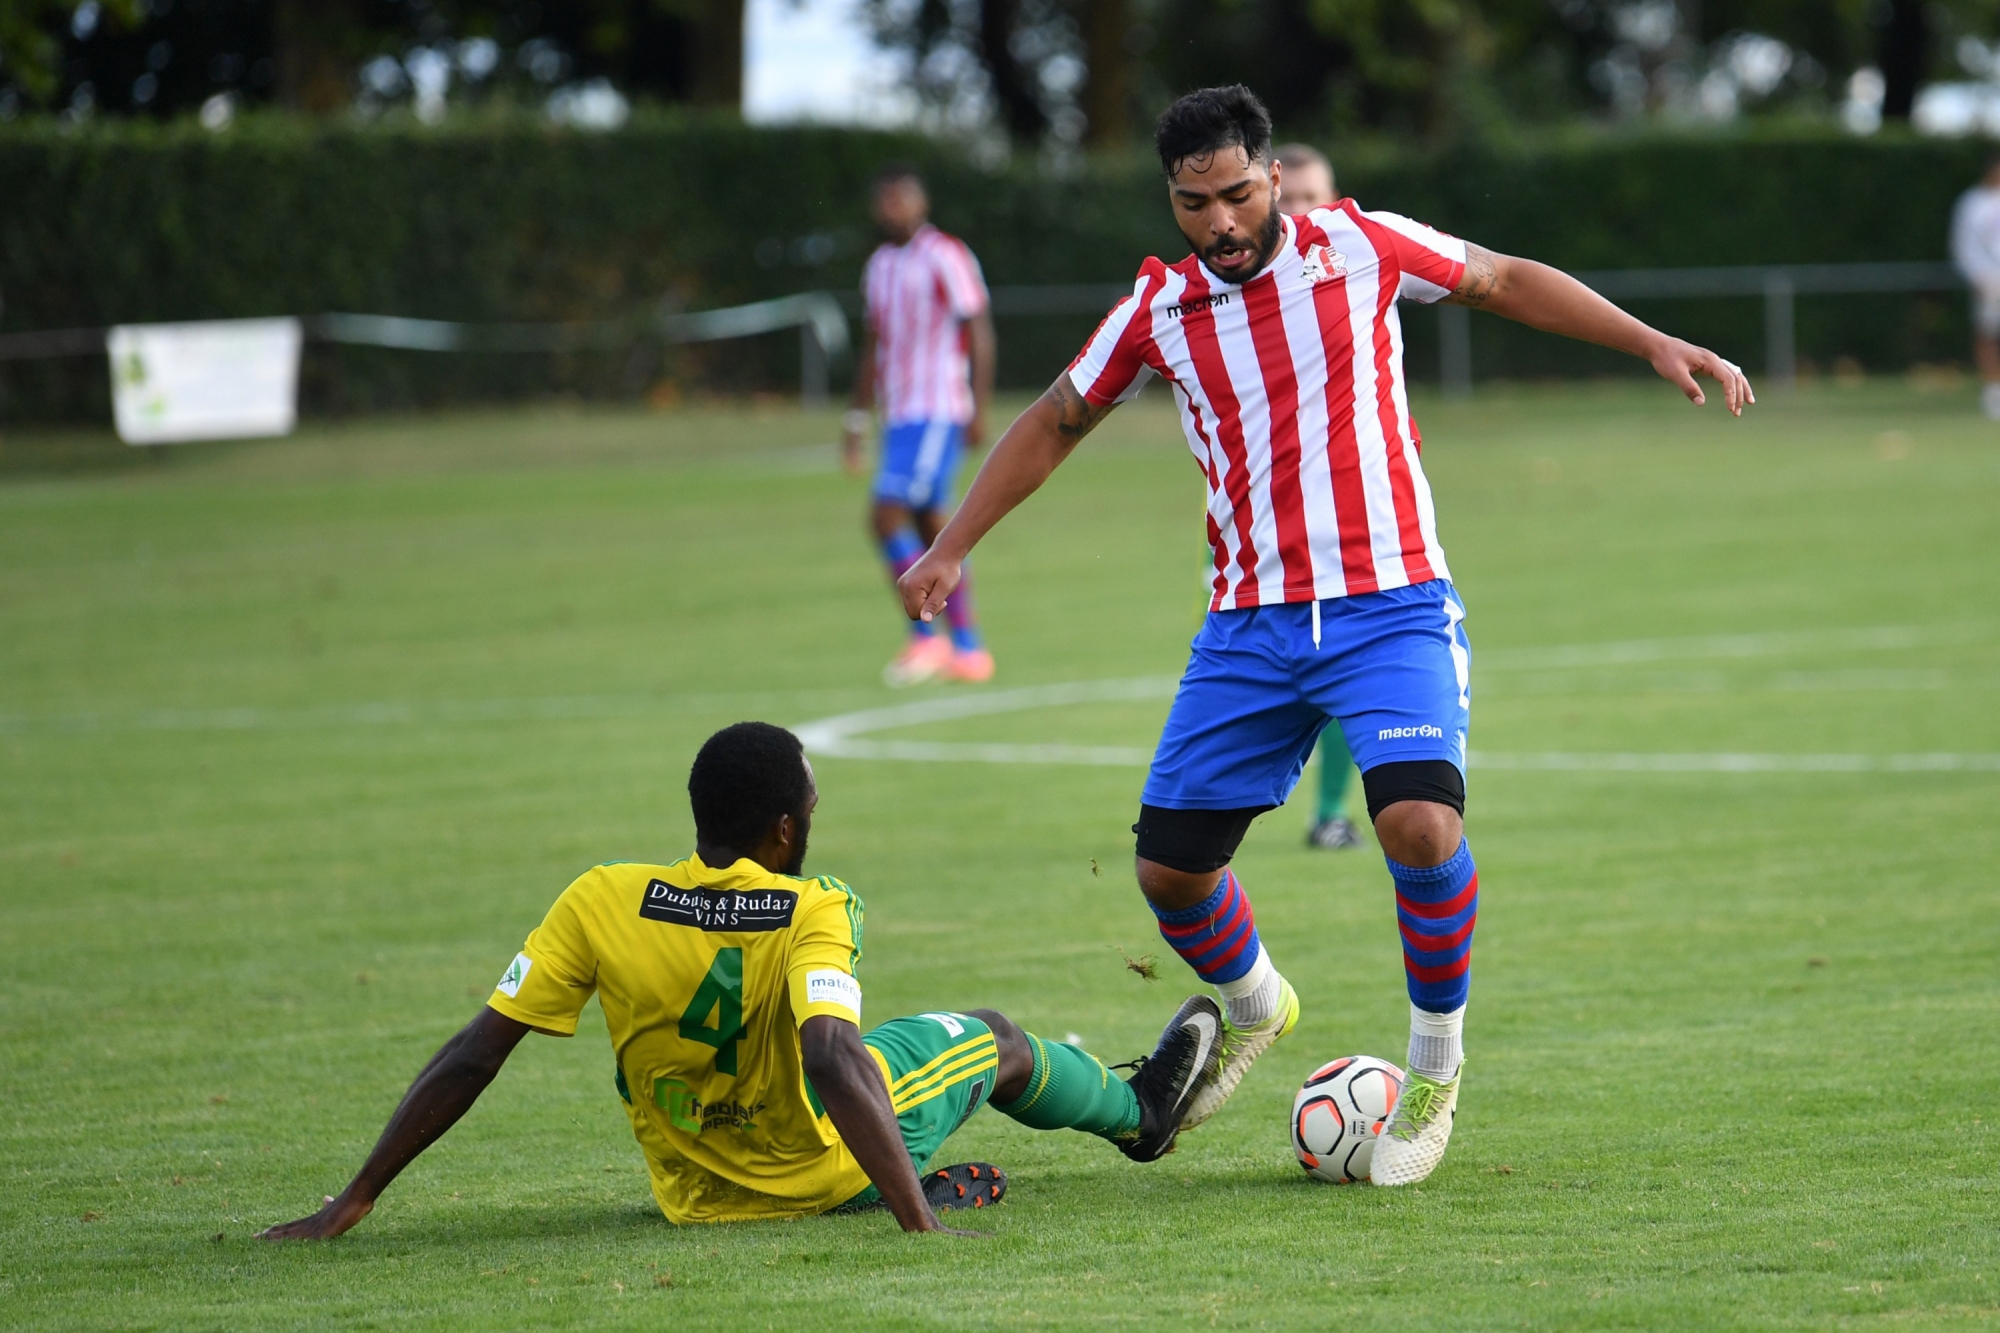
{"left": 1950, "top": 153, "right": 2000, "bottom": 417}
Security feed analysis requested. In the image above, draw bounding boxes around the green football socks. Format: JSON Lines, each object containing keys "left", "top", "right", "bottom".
{"left": 991, "top": 1031, "right": 1141, "bottom": 1140}
{"left": 1316, "top": 730, "right": 1355, "bottom": 822}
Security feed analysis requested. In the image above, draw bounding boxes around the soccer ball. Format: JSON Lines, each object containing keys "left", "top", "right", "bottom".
{"left": 1290, "top": 1056, "right": 1405, "bottom": 1184}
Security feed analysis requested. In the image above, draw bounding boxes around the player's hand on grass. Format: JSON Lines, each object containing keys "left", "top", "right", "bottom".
{"left": 1649, "top": 336, "right": 1754, "bottom": 416}
{"left": 897, "top": 547, "right": 961, "bottom": 624}
{"left": 256, "top": 1190, "right": 373, "bottom": 1241}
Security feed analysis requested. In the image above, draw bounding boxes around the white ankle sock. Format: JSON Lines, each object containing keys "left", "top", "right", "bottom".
{"left": 1407, "top": 1002, "right": 1464, "bottom": 1079}
{"left": 1217, "top": 945, "right": 1283, "bottom": 1029}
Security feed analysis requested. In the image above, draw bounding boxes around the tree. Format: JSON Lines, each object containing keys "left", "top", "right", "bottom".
{"left": 1078, "top": 0, "right": 1133, "bottom": 146}
{"left": 0, "top": 0, "right": 746, "bottom": 117}
{"left": 1876, "top": 0, "right": 1927, "bottom": 120}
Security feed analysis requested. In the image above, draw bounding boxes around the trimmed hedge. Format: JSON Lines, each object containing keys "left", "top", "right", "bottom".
{"left": 0, "top": 114, "right": 1990, "bottom": 422}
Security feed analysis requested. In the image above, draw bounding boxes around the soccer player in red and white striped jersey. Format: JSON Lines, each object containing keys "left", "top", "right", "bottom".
{"left": 844, "top": 166, "right": 997, "bottom": 687}
{"left": 899, "top": 86, "right": 1753, "bottom": 1187}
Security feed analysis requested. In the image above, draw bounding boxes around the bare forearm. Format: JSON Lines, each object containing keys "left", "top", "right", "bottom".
{"left": 259, "top": 1009, "right": 528, "bottom": 1239}
{"left": 343, "top": 1043, "right": 507, "bottom": 1203}
{"left": 803, "top": 1020, "right": 935, "bottom": 1232}
{"left": 933, "top": 381, "right": 1098, "bottom": 559}
{"left": 1448, "top": 242, "right": 1752, "bottom": 415}
{"left": 1465, "top": 254, "right": 1663, "bottom": 360}
{"left": 933, "top": 408, "right": 1067, "bottom": 557}
{"left": 899, "top": 374, "right": 1114, "bottom": 621}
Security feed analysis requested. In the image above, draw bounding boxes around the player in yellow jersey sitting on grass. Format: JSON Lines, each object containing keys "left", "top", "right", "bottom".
{"left": 260, "top": 722, "right": 1220, "bottom": 1237}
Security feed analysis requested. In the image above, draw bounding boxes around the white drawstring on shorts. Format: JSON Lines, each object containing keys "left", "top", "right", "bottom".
{"left": 1311, "top": 598, "right": 1322, "bottom": 649}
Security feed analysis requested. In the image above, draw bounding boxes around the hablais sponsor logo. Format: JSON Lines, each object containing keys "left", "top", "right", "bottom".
{"left": 652, "top": 1077, "right": 765, "bottom": 1134}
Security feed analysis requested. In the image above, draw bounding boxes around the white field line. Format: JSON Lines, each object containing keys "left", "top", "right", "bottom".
{"left": 2, "top": 622, "right": 1992, "bottom": 754}
{"left": 792, "top": 672, "right": 2000, "bottom": 774}
{"left": 1474, "top": 622, "right": 1988, "bottom": 671}
{"left": 1468, "top": 751, "right": 2000, "bottom": 773}
{"left": 0, "top": 694, "right": 674, "bottom": 735}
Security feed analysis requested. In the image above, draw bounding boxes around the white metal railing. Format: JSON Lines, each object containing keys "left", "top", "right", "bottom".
{"left": 0, "top": 263, "right": 1969, "bottom": 405}
{"left": 1440, "top": 261, "right": 1964, "bottom": 397}
{"left": 986, "top": 264, "right": 1967, "bottom": 397}
{"left": 1, "top": 292, "right": 853, "bottom": 405}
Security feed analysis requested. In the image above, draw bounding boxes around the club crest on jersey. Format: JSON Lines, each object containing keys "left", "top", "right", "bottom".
{"left": 1300, "top": 243, "right": 1348, "bottom": 285}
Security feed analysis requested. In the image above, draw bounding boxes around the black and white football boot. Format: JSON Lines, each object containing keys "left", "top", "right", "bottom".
{"left": 1113, "top": 995, "right": 1224, "bottom": 1162}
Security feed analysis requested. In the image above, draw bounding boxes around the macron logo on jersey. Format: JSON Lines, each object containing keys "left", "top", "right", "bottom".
{"left": 1378, "top": 724, "right": 1445, "bottom": 740}
{"left": 805, "top": 969, "right": 862, "bottom": 1019}
{"left": 496, "top": 952, "right": 532, "bottom": 998}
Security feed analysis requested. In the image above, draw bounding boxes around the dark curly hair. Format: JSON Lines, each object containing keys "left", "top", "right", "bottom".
{"left": 872, "top": 160, "right": 925, "bottom": 195}
{"left": 688, "top": 722, "right": 810, "bottom": 853}
{"left": 1155, "top": 84, "right": 1273, "bottom": 179}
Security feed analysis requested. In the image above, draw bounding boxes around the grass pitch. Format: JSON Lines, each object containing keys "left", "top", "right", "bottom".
{"left": 2, "top": 381, "right": 1997, "bottom": 1330}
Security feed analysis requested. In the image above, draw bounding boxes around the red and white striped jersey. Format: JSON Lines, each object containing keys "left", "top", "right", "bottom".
{"left": 1068, "top": 203, "right": 1466, "bottom": 610}
{"left": 862, "top": 224, "right": 989, "bottom": 426}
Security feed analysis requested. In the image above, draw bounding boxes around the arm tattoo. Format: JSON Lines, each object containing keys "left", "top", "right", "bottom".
{"left": 1048, "top": 374, "right": 1114, "bottom": 441}
{"left": 1447, "top": 243, "right": 1499, "bottom": 308}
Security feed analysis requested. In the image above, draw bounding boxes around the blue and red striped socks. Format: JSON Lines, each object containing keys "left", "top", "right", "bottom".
{"left": 1150, "top": 869, "right": 1282, "bottom": 1028}
{"left": 880, "top": 528, "right": 936, "bottom": 637}
{"left": 943, "top": 570, "right": 982, "bottom": 651}
{"left": 1387, "top": 839, "right": 1477, "bottom": 1077}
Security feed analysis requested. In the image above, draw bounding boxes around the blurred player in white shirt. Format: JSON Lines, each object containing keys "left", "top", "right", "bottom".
{"left": 1950, "top": 154, "right": 2000, "bottom": 419}
{"left": 844, "top": 166, "right": 998, "bottom": 685}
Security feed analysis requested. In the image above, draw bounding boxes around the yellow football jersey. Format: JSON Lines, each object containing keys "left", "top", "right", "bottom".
{"left": 486, "top": 854, "right": 871, "bottom": 1224}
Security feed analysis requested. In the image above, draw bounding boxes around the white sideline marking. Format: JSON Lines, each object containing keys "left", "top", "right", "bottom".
{"left": 1468, "top": 751, "right": 2000, "bottom": 773}
{"left": 792, "top": 676, "right": 2000, "bottom": 774}
{"left": 1, "top": 622, "right": 1990, "bottom": 753}
{"left": 791, "top": 677, "right": 1175, "bottom": 764}
{"left": 1476, "top": 622, "right": 1988, "bottom": 671}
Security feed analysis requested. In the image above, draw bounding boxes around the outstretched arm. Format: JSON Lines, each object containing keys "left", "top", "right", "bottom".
{"left": 258, "top": 1007, "right": 532, "bottom": 1240}
{"left": 799, "top": 1016, "right": 968, "bottom": 1235}
{"left": 1450, "top": 242, "right": 1754, "bottom": 415}
{"left": 897, "top": 373, "right": 1115, "bottom": 621}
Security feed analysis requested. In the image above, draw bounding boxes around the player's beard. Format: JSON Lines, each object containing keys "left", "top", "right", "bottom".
{"left": 781, "top": 814, "right": 811, "bottom": 876}
{"left": 1200, "top": 205, "right": 1283, "bottom": 282}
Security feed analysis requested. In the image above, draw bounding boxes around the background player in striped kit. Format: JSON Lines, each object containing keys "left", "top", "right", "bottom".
{"left": 899, "top": 85, "right": 1753, "bottom": 1186}
{"left": 844, "top": 165, "right": 997, "bottom": 687}
{"left": 1273, "top": 141, "right": 1362, "bottom": 854}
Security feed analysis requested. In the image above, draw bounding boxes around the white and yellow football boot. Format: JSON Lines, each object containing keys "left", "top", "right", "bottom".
{"left": 1368, "top": 1063, "right": 1460, "bottom": 1186}
{"left": 1179, "top": 976, "right": 1299, "bottom": 1130}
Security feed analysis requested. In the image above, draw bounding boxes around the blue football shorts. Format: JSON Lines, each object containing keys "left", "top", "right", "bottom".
{"left": 872, "top": 419, "right": 966, "bottom": 510}
{"left": 1142, "top": 580, "right": 1471, "bottom": 811}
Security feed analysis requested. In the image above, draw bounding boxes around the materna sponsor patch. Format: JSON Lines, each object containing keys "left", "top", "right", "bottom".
{"left": 495, "top": 952, "right": 533, "bottom": 998}
{"left": 805, "top": 968, "right": 862, "bottom": 1018}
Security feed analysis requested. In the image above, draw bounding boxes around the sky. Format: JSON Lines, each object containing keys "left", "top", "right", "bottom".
{"left": 743, "top": 0, "right": 916, "bottom": 126}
